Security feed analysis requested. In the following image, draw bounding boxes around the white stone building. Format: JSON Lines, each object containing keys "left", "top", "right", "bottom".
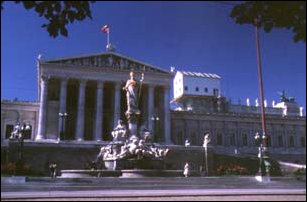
{"left": 1, "top": 51, "right": 172, "bottom": 143}
{"left": 170, "top": 69, "right": 306, "bottom": 163}
{"left": 173, "top": 71, "right": 221, "bottom": 100}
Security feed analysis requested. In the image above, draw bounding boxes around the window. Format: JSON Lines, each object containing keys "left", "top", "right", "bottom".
{"left": 184, "top": 86, "right": 188, "bottom": 91}
{"left": 230, "top": 133, "right": 235, "bottom": 146}
{"left": 178, "top": 132, "right": 184, "bottom": 145}
{"left": 217, "top": 133, "right": 223, "bottom": 145}
{"left": 289, "top": 136, "right": 295, "bottom": 147}
{"left": 5, "top": 125, "right": 14, "bottom": 139}
{"left": 191, "top": 133, "right": 196, "bottom": 145}
{"left": 204, "top": 87, "right": 208, "bottom": 93}
{"left": 213, "top": 88, "right": 219, "bottom": 96}
{"left": 242, "top": 134, "right": 247, "bottom": 146}
{"left": 278, "top": 135, "right": 283, "bottom": 147}
{"left": 195, "top": 87, "right": 199, "bottom": 92}
{"left": 267, "top": 135, "right": 271, "bottom": 147}
{"left": 300, "top": 137, "right": 305, "bottom": 147}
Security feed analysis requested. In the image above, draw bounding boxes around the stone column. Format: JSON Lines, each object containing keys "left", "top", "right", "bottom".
{"left": 147, "top": 85, "right": 154, "bottom": 132}
{"left": 163, "top": 86, "right": 172, "bottom": 144}
{"left": 36, "top": 76, "right": 48, "bottom": 140}
{"left": 58, "top": 78, "right": 68, "bottom": 139}
{"left": 95, "top": 80, "right": 104, "bottom": 141}
{"left": 113, "top": 82, "right": 121, "bottom": 128}
{"left": 76, "top": 80, "right": 87, "bottom": 141}
{"left": 1, "top": 112, "right": 5, "bottom": 142}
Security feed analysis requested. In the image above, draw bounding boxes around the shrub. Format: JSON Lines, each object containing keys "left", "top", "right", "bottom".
{"left": 1, "top": 162, "right": 34, "bottom": 176}
{"left": 217, "top": 164, "right": 248, "bottom": 175}
{"left": 6, "top": 163, "right": 16, "bottom": 175}
{"left": 293, "top": 168, "right": 306, "bottom": 176}
{"left": 267, "top": 159, "right": 282, "bottom": 176}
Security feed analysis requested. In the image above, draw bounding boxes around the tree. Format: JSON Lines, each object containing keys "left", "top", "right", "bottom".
{"left": 1, "top": 1, "right": 96, "bottom": 38}
{"left": 230, "top": 1, "right": 306, "bottom": 43}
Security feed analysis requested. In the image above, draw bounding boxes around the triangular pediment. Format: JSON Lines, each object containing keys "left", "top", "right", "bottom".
{"left": 44, "top": 52, "right": 169, "bottom": 74}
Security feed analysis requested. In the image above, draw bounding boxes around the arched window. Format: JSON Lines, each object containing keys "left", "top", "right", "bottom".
{"left": 300, "top": 137, "right": 306, "bottom": 147}
{"left": 217, "top": 133, "right": 223, "bottom": 145}
{"left": 229, "top": 133, "right": 235, "bottom": 146}
{"left": 289, "top": 136, "right": 295, "bottom": 147}
{"left": 278, "top": 135, "right": 283, "bottom": 147}
{"left": 242, "top": 134, "right": 248, "bottom": 146}
{"left": 191, "top": 132, "right": 196, "bottom": 145}
{"left": 178, "top": 131, "right": 183, "bottom": 145}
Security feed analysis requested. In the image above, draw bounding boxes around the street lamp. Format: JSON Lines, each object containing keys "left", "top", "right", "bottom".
{"left": 254, "top": 17, "right": 270, "bottom": 182}
{"left": 203, "top": 133, "right": 211, "bottom": 176}
{"left": 59, "top": 112, "right": 68, "bottom": 141}
{"left": 9, "top": 122, "right": 31, "bottom": 174}
{"left": 151, "top": 116, "right": 159, "bottom": 142}
{"left": 254, "top": 132, "right": 270, "bottom": 182}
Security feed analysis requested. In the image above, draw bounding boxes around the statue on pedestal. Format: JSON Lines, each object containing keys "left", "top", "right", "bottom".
{"left": 123, "top": 71, "right": 143, "bottom": 115}
{"left": 123, "top": 71, "right": 144, "bottom": 138}
{"left": 96, "top": 71, "right": 169, "bottom": 169}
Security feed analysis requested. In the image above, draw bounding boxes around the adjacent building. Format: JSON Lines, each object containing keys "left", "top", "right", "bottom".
{"left": 171, "top": 70, "right": 306, "bottom": 162}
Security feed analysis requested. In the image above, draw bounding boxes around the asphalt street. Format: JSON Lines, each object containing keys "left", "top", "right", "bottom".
{"left": 1, "top": 177, "right": 306, "bottom": 201}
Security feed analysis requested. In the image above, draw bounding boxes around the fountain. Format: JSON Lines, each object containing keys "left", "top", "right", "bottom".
{"left": 96, "top": 71, "right": 174, "bottom": 177}
{"left": 61, "top": 71, "right": 181, "bottom": 178}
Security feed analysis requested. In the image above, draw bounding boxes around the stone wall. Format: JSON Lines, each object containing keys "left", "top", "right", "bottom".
{"left": 1, "top": 142, "right": 214, "bottom": 176}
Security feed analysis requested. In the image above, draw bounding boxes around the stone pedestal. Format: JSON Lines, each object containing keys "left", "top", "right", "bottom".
{"left": 125, "top": 112, "right": 140, "bottom": 138}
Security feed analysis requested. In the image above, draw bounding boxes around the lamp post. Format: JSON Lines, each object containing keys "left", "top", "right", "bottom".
{"left": 9, "top": 122, "right": 31, "bottom": 174}
{"left": 254, "top": 18, "right": 270, "bottom": 182}
{"left": 151, "top": 116, "right": 159, "bottom": 142}
{"left": 254, "top": 132, "right": 270, "bottom": 182}
{"left": 59, "top": 112, "right": 68, "bottom": 141}
{"left": 203, "top": 133, "right": 211, "bottom": 176}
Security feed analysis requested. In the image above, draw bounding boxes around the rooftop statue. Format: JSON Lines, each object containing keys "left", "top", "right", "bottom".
{"left": 278, "top": 90, "right": 295, "bottom": 103}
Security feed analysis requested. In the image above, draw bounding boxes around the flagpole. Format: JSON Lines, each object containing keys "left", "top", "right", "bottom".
{"left": 107, "top": 30, "right": 110, "bottom": 46}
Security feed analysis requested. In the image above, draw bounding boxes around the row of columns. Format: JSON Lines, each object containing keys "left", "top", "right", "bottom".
{"left": 36, "top": 77, "right": 171, "bottom": 143}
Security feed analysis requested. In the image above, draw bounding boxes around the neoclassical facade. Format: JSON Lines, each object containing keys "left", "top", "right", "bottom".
{"left": 170, "top": 86, "right": 306, "bottom": 162}
{"left": 1, "top": 51, "right": 172, "bottom": 143}
{"left": 1, "top": 51, "right": 306, "bottom": 163}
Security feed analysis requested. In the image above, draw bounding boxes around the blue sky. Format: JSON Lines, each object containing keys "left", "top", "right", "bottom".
{"left": 1, "top": 1, "right": 306, "bottom": 109}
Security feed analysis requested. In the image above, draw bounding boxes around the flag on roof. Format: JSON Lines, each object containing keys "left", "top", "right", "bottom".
{"left": 101, "top": 25, "right": 109, "bottom": 33}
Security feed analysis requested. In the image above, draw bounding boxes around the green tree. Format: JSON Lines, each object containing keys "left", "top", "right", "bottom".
{"left": 1, "top": 1, "right": 96, "bottom": 38}
{"left": 230, "top": 1, "right": 306, "bottom": 43}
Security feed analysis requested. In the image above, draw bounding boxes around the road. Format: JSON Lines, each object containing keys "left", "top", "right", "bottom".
{"left": 1, "top": 177, "right": 306, "bottom": 201}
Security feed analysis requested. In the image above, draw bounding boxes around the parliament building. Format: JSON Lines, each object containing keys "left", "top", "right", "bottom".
{"left": 1, "top": 50, "right": 306, "bottom": 163}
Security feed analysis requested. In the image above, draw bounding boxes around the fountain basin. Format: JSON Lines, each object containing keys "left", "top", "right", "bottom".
{"left": 60, "top": 169, "right": 121, "bottom": 178}
{"left": 121, "top": 169, "right": 183, "bottom": 177}
{"left": 104, "top": 159, "right": 164, "bottom": 170}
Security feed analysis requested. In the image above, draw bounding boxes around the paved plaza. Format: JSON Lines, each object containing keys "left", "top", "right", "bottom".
{"left": 1, "top": 176, "right": 306, "bottom": 201}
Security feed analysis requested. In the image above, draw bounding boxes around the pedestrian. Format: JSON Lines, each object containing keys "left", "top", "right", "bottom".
{"left": 183, "top": 162, "right": 190, "bottom": 177}
{"left": 49, "top": 162, "right": 57, "bottom": 178}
